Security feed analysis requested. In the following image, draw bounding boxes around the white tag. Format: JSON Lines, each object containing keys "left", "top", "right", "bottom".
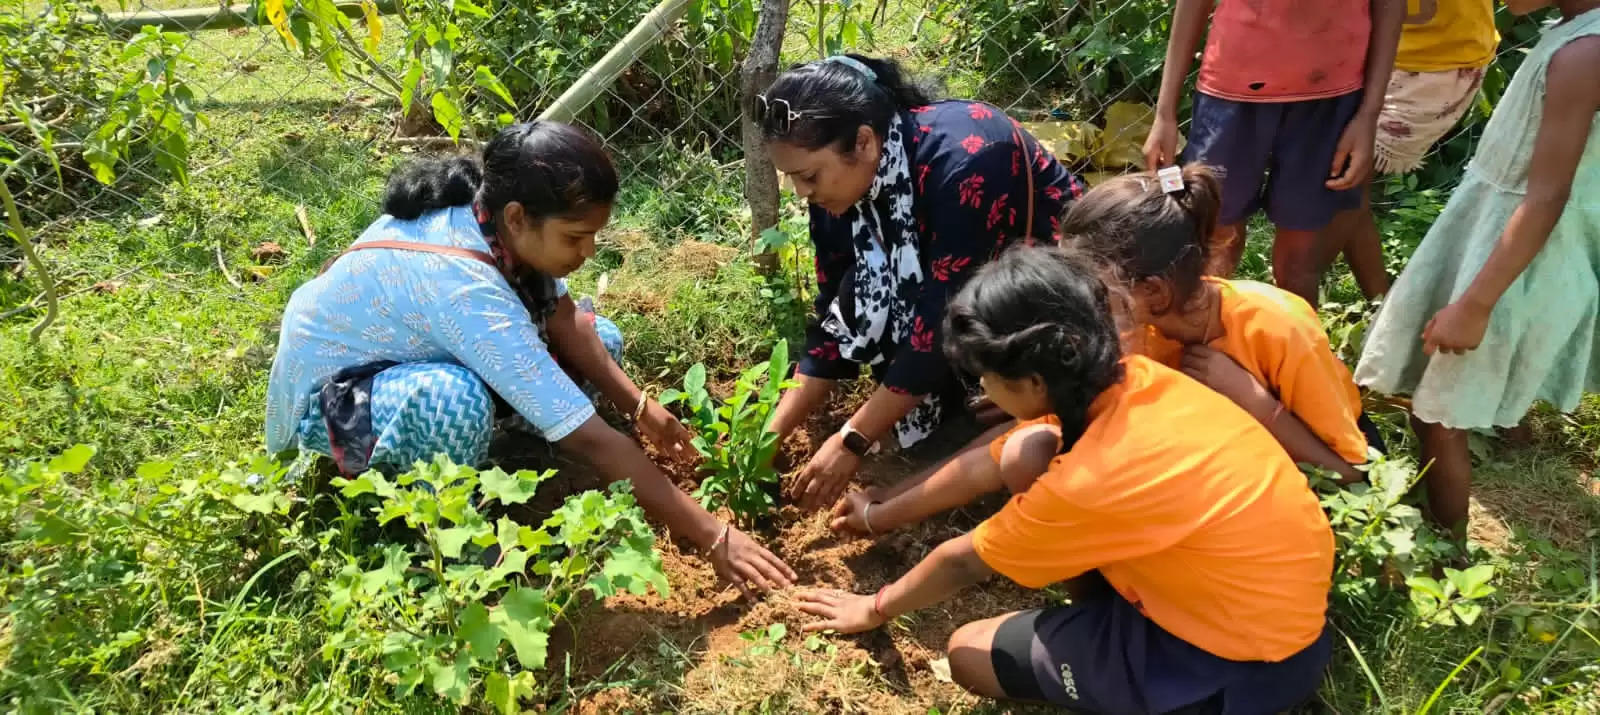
{"left": 1157, "top": 165, "right": 1185, "bottom": 194}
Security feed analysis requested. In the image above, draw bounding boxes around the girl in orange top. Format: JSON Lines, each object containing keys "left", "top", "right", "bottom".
{"left": 796, "top": 245, "right": 1335, "bottom": 713}
{"left": 1062, "top": 164, "right": 1376, "bottom": 483}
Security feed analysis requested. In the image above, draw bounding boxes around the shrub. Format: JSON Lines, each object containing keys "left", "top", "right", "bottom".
{"left": 662, "top": 340, "right": 797, "bottom": 523}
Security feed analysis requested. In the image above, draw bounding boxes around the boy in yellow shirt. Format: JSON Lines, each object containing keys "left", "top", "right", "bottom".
{"left": 1323, "top": 0, "right": 1499, "bottom": 298}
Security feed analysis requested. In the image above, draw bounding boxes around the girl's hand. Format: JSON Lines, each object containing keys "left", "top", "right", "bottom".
{"left": 790, "top": 433, "right": 862, "bottom": 511}
{"left": 1143, "top": 115, "right": 1181, "bottom": 172}
{"left": 638, "top": 400, "right": 697, "bottom": 462}
{"left": 1180, "top": 345, "right": 1276, "bottom": 419}
{"left": 829, "top": 490, "right": 882, "bottom": 537}
{"left": 796, "top": 589, "right": 887, "bottom": 634}
{"left": 1422, "top": 300, "right": 1491, "bottom": 355}
{"left": 706, "top": 526, "right": 797, "bottom": 600}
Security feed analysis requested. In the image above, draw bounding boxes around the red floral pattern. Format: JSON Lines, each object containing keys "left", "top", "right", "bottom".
{"left": 909, "top": 316, "right": 934, "bottom": 353}
{"left": 986, "top": 194, "right": 1011, "bottom": 230}
{"left": 931, "top": 255, "right": 972, "bottom": 281}
{"left": 957, "top": 174, "right": 985, "bottom": 208}
{"left": 808, "top": 341, "right": 841, "bottom": 361}
{"left": 797, "top": 100, "right": 1086, "bottom": 399}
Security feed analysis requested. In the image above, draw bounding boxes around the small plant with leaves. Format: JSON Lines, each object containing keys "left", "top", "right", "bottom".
{"left": 1408, "top": 565, "right": 1499, "bottom": 628}
{"left": 325, "top": 456, "right": 667, "bottom": 712}
{"left": 661, "top": 340, "right": 798, "bottom": 523}
{"left": 1309, "top": 452, "right": 1466, "bottom": 611}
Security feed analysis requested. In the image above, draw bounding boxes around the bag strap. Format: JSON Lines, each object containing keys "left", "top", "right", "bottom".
{"left": 1012, "top": 123, "right": 1036, "bottom": 240}
{"left": 319, "top": 239, "right": 498, "bottom": 275}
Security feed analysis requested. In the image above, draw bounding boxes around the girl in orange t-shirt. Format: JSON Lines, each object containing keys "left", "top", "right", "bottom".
{"left": 1062, "top": 164, "right": 1376, "bottom": 483}
{"left": 795, "top": 245, "right": 1335, "bottom": 713}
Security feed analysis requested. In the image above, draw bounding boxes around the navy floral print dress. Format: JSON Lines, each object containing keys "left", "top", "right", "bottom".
{"left": 799, "top": 100, "right": 1085, "bottom": 444}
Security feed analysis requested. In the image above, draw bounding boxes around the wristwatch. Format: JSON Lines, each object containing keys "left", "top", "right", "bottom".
{"left": 838, "top": 421, "right": 877, "bottom": 457}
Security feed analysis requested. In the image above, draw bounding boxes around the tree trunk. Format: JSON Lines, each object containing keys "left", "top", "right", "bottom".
{"left": 742, "top": 0, "right": 790, "bottom": 273}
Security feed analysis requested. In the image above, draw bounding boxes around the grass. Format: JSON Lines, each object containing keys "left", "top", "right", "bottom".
{"left": 4, "top": 4, "right": 1600, "bottom": 715}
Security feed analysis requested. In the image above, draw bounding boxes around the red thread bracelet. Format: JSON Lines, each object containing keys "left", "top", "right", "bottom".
{"left": 872, "top": 585, "right": 890, "bottom": 621}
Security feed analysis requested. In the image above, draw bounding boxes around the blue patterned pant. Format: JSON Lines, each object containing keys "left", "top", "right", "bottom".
{"left": 298, "top": 315, "right": 623, "bottom": 469}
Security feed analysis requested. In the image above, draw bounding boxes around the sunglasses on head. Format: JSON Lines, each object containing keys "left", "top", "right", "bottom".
{"left": 753, "top": 95, "right": 836, "bottom": 135}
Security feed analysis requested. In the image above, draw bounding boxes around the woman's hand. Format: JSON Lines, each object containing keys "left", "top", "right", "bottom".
{"left": 829, "top": 489, "right": 883, "bottom": 537}
{"left": 1180, "top": 345, "right": 1276, "bottom": 419}
{"left": 796, "top": 589, "right": 887, "bottom": 634}
{"left": 706, "top": 525, "right": 797, "bottom": 600}
{"left": 1422, "top": 300, "right": 1492, "bottom": 356}
{"left": 637, "top": 399, "right": 697, "bottom": 462}
{"left": 790, "top": 433, "right": 862, "bottom": 511}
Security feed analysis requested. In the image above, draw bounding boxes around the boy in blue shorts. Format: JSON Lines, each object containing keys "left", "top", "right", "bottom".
{"left": 1143, "top": 0, "right": 1405, "bottom": 307}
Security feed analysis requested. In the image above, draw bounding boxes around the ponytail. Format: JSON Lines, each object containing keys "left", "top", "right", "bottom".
{"left": 378, "top": 121, "right": 617, "bottom": 224}
{"left": 382, "top": 156, "right": 483, "bottom": 220}
{"left": 1058, "top": 163, "right": 1225, "bottom": 315}
{"left": 944, "top": 244, "right": 1124, "bottom": 452}
{"left": 757, "top": 53, "right": 935, "bottom": 152}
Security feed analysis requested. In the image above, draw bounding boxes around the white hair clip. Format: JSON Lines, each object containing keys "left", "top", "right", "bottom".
{"left": 1157, "top": 165, "right": 1185, "bottom": 195}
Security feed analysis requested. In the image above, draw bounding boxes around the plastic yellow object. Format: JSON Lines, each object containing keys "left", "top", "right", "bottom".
{"left": 1095, "top": 102, "right": 1158, "bottom": 169}
{"left": 1020, "top": 120, "right": 1102, "bottom": 165}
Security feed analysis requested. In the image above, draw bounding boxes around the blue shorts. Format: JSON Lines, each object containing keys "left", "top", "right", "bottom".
{"left": 990, "top": 579, "right": 1332, "bottom": 714}
{"left": 1181, "top": 91, "right": 1365, "bottom": 231}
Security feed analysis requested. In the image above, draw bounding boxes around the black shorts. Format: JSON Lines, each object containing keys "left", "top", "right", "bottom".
{"left": 990, "top": 584, "right": 1332, "bottom": 714}
{"left": 1181, "top": 90, "right": 1365, "bottom": 232}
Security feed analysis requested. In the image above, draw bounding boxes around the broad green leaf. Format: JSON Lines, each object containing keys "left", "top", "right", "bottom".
{"left": 400, "top": 61, "right": 423, "bottom": 113}
{"left": 518, "top": 525, "right": 554, "bottom": 551}
{"left": 480, "top": 468, "right": 547, "bottom": 505}
{"left": 496, "top": 515, "right": 522, "bottom": 553}
{"left": 1406, "top": 575, "right": 1448, "bottom": 601}
{"left": 685, "top": 363, "right": 706, "bottom": 396}
{"left": 431, "top": 92, "right": 463, "bottom": 141}
{"left": 428, "top": 656, "right": 473, "bottom": 703}
{"left": 492, "top": 587, "right": 551, "bottom": 669}
{"left": 49, "top": 444, "right": 96, "bottom": 474}
{"left": 135, "top": 460, "right": 175, "bottom": 481}
{"left": 338, "top": 470, "right": 397, "bottom": 499}
{"left": 755, "top": 226, "right": 790, "bottom": 253}
{"left": 473, "top": 65, "right": 516, "bottom": 108}
{"left": 362, "top": 544, "right": 410, "bottom": 593}
{"left": 454, "top": 0, "right": 489, "bottom": 17}
{"left": 436, "top": 526, "right": 474, "bottom": 559}
{"left": 1448, "top": 564, "right": 1498, "bottom": 600}
{"left": 769, "top": 622, "right": 788, "bottom": 640}
{"left": 485, "top": 671, "right": 536, "bottom": 715}
{"left": 457, "top": 602, "right": 502, "bottom": 660}
{"left": 231, "top": 492, "right": 285, "bottom": 514}
{"left": 1451, "top": 601, "right": 1484, "bottom": 626}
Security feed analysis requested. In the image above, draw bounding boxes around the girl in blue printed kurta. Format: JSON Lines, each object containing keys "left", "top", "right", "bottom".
{"left": 266, "top": 122, "right": 795, "bottom": 595}
{"left": 756, "top": 54, "right": 1085, "bottom": 511}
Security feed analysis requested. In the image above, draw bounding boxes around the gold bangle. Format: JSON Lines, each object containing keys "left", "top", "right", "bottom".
{"left": 634, "top": 390, "right": 650, "bottom": 422}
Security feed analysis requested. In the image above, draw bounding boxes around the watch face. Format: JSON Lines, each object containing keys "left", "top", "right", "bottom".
{"left": 842, "top": 429, "right": 872, "bottom": 456}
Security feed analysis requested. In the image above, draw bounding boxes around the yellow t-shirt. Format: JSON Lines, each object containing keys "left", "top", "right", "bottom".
{"left": 1395, "top": 0, "right": 1498, "bottom": 72}
{"left": 974, "top": 356, "right": 1335, "bottom": 663}
{"left": 1139, "top": 279, "right": 1370, "bottom": 465}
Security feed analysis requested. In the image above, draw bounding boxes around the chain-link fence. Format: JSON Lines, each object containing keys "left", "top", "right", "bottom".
{"left": 0, "top": 0, "right": 1562, "bottom": 319}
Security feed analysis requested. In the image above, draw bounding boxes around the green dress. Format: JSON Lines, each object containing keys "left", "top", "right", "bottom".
{"left": 1354, "top": 9, "right": 1600, "bottom": 430}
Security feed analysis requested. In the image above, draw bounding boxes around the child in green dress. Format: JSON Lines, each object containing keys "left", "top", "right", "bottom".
{"left": 1355, "top": 0, "right": 1600, "bottom": 536}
